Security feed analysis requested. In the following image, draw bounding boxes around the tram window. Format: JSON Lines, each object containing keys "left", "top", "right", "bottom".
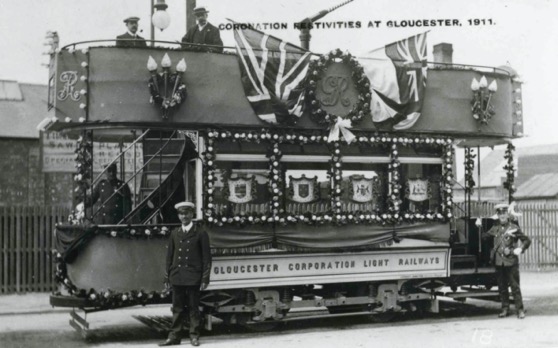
{"left": 400, "top": 163, "right": 443, "bottom": 213}
{"left": 339, "top": 163, "right": 389, "bottom": 213}
{"left": 283, "top": 162, "right": 331, "bottom": 215}
{"left": 213, "top": 160, "right": 269, "bottom": 215}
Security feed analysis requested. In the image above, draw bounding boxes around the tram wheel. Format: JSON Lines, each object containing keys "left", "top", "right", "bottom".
{"left": 368, "top": 311, "right": 398, "bottom": 323}
{"left": 240, "top": 320, "right": 281, "bottom": 332}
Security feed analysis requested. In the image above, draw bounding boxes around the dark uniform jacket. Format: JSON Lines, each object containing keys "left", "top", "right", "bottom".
{"left": 90, "top": 179, "right": 132, "bottom": 224}
{"left": 181, "top": 23, "right": 223, "bottom": 53}
{"left": 485, "top": 221, "right": 531, "bottom": 267}
{"left": 116, "top": 32, "right": 147, "bottom": 48}
{"left": 165, "top": 223, "right": 212, "bottom": 286}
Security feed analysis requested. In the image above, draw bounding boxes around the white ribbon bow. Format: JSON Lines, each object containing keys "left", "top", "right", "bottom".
{"left": 328, "top": 118, "right": 356, "bottom": 144}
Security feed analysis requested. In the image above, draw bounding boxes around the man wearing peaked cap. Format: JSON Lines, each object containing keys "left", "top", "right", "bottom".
{"left": 116, "top": 16, "right": 147, "bottom": 48}
{"left": 484, "top": 202, "right": 531, "bottom": 319}
{"left": 85, "top": 163, "right": 132, "bottom": 224}
{"left": 181, "top": 6, "right": 223, "bottom": 53}
{"left": 160, "top": 201, "right": 211, "bottom": 347}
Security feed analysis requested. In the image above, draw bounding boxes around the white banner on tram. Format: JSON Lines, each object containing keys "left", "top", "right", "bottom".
{"left": 208, "top": 248, "right": 449, "bottom": 290}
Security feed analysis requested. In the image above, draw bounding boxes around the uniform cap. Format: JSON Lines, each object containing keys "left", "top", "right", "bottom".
{"left": 193, "top": 7, "right": 209, "bottom": 15}
{"left": 494, "top": 203, "right": 509, "bottom": 212}
{"left": 124, "top": 16, "right": 140, "bottom": 23}
{"left": 175, "top": 201, "right": 196, "bottom": 211}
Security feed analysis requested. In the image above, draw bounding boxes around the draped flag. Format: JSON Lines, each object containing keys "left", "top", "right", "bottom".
{"left": 234, "top": 25, "right": 311, "bottom": 125}
{"left": 361, "top": 32, "right": 428, "bottom": 130}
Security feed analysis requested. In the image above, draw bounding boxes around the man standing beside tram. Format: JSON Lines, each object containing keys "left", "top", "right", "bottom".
{"left": 159, "top": 201, "right": 211, "bottom": 347}
{"left": 484, "top": 203, "right": 531, "bottom": 319}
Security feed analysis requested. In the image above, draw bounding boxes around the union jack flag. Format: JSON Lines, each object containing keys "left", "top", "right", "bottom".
{"left": 234, "top": 27, "right": 311, "bottom": 125}
{"left": 361, "top": 32, "right": 428, "bottom": 130}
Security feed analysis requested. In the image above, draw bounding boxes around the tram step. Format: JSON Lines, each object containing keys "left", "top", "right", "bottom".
{"left": 451, "top": 243, "right": 468, "bottom": 255}
{"left": 450, "top": 255, "right": 477, "bottom": 269}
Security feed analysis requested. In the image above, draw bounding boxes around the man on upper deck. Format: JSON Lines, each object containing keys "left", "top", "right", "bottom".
{"left": 116, "top": 16, "right": 147, "bottom": 48}
{"left": 181, "top": 7, "right": 223, "bottom": 53}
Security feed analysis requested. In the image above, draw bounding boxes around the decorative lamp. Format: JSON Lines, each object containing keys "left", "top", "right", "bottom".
{"left": 470, "top": 75, "right": 498, "bottom": 126}
{"left": 152, "top": 0, "right": 170, "bottom": 31}
{"left": 176, "top": 58, "right": 187, "bottom": 72}
{"left": 161, "top": 53, "right": 172, "bottom": 68}
{"left": 147, "top": 56, "right": 158, "bottom": 72}
{"left": 488, "top": 80, "right": 498, "bottom": 92}
{"left": 479, "top": 75, "right": 488, "bottom": 88}
{"left": 470, "top": 78, "right": 479, "bottom": 91}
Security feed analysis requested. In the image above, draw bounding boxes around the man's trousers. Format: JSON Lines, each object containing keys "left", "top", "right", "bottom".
{"left": 168, "top": 285, "right": 201, "bottom": 341}
{"left": 496, "top": 265, "right": 524, "bottom": 311}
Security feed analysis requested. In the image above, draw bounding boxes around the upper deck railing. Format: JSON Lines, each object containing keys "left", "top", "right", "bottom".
{"left": 45, "top": 41, "right": 523, "bottom": 142}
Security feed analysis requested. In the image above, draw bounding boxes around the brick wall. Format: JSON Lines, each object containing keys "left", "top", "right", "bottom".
{"left": 0, "top": 139, "right": 72, "bottom": 207}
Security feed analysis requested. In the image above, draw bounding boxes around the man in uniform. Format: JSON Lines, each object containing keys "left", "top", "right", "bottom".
{"left": 89, "top": 163, "right": 132, "bottom": 224}
{"left": 116, "top": 16, "right": 147, "bottom": 48}
{"left": 181, "top": 7, "right": 223, "bottom": 53}
{"left": 159, "top": 202, "right": 211, "bottom": 347}
{"left": 485, "top": 203, "right": 531, "bottom": 319}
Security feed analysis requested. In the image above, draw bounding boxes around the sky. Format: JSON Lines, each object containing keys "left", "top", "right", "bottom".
{"left": 0, "top": 0, "right": 556, "bottom": 150}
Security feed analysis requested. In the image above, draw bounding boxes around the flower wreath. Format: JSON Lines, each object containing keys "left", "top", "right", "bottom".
{"left": 305, "top": 49, "right": 371, "bottom": 127}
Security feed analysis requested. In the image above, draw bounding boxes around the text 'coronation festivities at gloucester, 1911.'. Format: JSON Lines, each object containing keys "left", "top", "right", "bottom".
{"left": 218, "top": 18, "right": 469, "bottom": 31}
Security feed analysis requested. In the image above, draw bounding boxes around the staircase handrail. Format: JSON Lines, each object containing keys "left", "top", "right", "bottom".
{"left": 125, "top": 132, "right": 191, "bottom": 224}
{"left": 91, "top": 128, "right": 151, "bottom": 187}
{"left": 90, "top": 130, "right": 178, "bottom": 220}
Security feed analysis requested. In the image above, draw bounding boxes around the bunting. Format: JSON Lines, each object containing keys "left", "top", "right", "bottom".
{"left": 234, "top": 25, "right": 311, "bottom": 125}
{"left": 361, "top": 32, "right": 428, "bottom": 130}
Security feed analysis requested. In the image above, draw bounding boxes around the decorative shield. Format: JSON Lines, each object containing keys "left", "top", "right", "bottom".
{"left": 225, "top": 176, "right": 256, "bottom": 204}
{"left": 288, "top": 175, "right": 319, "bottom": 203}
{"left": 349, "top": 175, "right": 378, "bottom": 203}
{"left": 405, "top": 178, "right": 432, "bottom": 202}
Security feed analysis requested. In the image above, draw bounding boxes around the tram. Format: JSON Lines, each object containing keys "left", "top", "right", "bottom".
{"left": 43, "top": 10, "right": 523, "bottom": 337}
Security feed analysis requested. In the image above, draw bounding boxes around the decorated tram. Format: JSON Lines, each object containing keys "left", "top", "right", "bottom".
{"left": 42, "top": 13, "right": 524, "bottom": 337}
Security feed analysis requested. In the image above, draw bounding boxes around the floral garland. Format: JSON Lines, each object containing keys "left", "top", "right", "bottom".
{"left": 54, "top": 255, "right": 169, "bottom": 309}
{"left": 73, "top": 131, "right": 92, "bottom": 208}
{"left": 329, "top": 141, "right": 343, "bottom": 222}
{"left": 503, "top": 143, "right": 516, "bottom": 198}
{"left": 441, "top": 143, "right": 455, "bottom": 219}
{"left": 53, "top": 225, "right": 173, "bottom": 309}
{"left": 386, "top": 143, "right": 402, "bottom": 224}
{"left": 148, "top": 73, "right": 187, "bottom": 118}
{"left": 268, "top": 142, "right": 284, "bottom": 223}
{"left": 203, "top": 129, "right": 454, "bottom": 226}
{"left": 203, "top": 131, "right": 218, "bottom": 223}
{"left": 464, "top": 148, "right": 476, "bottom": 194}
{"left": 306, "top": 49, "right": 371, "bottom": 127}
{"left": 205, "top": 129, "right": 277, "bottom": 226}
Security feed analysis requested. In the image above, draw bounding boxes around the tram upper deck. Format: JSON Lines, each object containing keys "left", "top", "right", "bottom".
{"left": 46, "top": 43, "right": 523, "bottom": 144}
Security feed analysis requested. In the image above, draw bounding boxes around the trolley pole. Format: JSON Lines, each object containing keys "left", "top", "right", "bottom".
{"left": 297, "top": 0, "right": 354, "bottom": 50}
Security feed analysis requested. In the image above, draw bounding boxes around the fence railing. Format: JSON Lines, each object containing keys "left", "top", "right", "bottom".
{"left": 1, "top": 206, "right": 70, "bottom": 294}
{"left": 1, "top": 202, "right": 557, "bottom": 294}
{"left": 518, "top": 202, "right": 558, "bottom": 270}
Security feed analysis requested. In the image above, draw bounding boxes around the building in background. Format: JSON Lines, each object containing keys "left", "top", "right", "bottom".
{"left": 0, "top": 80, "right": 73, "bottom": 207}
{"left": 454, "top": 144, "right": 558, "bottom": 204}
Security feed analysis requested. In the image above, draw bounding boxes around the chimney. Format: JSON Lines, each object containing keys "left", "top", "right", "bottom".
{"left": 433, "top": 43, "right": 453, "bottom": 65}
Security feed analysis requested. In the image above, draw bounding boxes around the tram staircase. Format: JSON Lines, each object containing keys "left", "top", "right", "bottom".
{"left": 118, "top": 130, "right": 193, "bottom": 225}
{"left": 449, "top": 203, "right": 479, "bottom": 270}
